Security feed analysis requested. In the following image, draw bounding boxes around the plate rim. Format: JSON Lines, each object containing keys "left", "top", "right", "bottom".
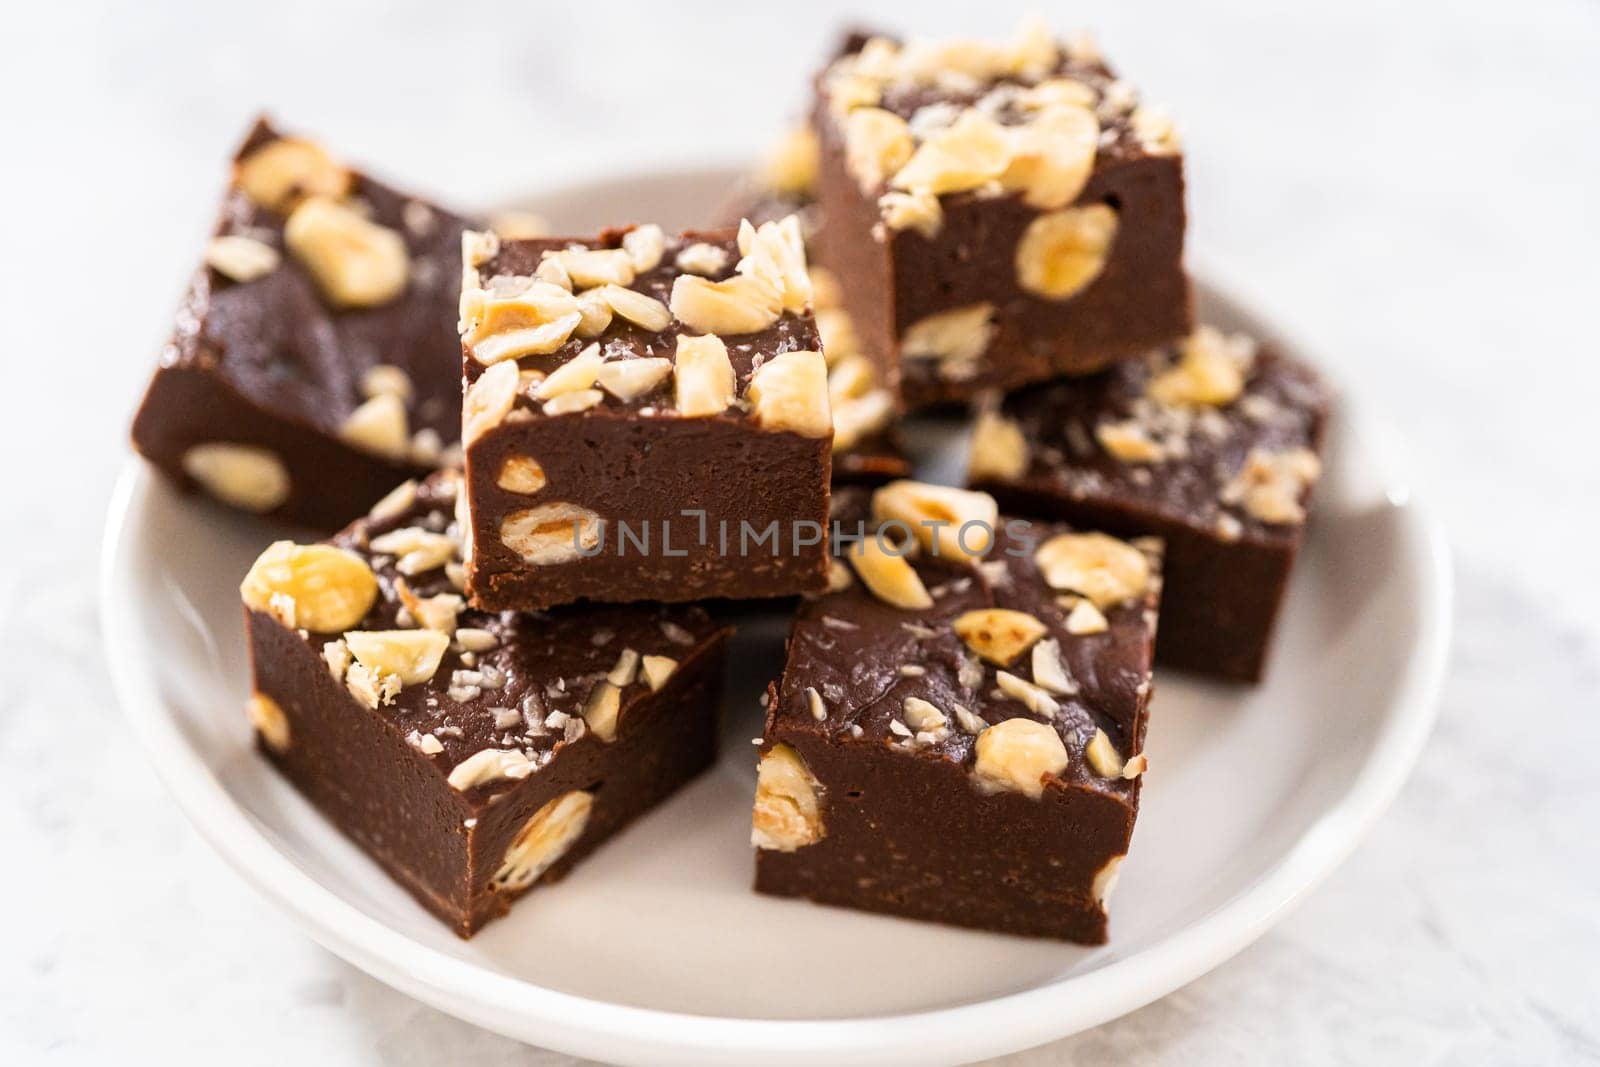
{"left": 101, "top": 246, "right": 1453, "bottom": 1065}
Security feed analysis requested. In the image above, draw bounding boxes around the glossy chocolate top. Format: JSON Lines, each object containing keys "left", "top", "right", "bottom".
{"left": 985, "top": 333, "right": 1331, "bottom": 543}
{"left": 770, "top": 489, "right": 1158, "bottom": 793}
{"left": 164, "top": 119, "right": 469, "bottom": 452}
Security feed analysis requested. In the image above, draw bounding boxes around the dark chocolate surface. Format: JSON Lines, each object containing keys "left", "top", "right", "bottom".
{"left": 972, "top": 337, "right": 1330, "bottom": 681}
{"left": 132, "top": 118, "right": 472, "bottom": 528}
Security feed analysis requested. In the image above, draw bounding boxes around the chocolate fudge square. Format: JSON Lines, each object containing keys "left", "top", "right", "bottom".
{"left": 968, "top": 326, "right": 1330, "bottom": 682}
{"left": 131, "top": 118, "right": 473, "bottom": 529}
{"left": 241, "top": 472, "right": 730, "bottom": 937}
{"left": 809, "top": 22, "right": 1191, "bottom": 408}
{"left": 724, "top": 127, "right": 911, "bottom": 487}
{"left": 753, "top": 482, "right": 1160, "bottom": 943}
{"left": 459, "top": 217, "right": 834, "bottom": 611}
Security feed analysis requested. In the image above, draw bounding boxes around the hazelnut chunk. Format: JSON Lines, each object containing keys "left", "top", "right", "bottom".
{"left": 900, "top": 303, "right": 995, "bottom": 372}
{"left": 640, "top": 654, "right": 678, "bottom": 692}
{"left": 369, "top": 526, "right": 456, "bottom": 575}
{"left": 233, "top": 137, "right": 350, "bottom": 211}
{"left": 995, "top": 670, "right": 1060, "bottom": 718}
{"left": 359, "top": 365, "right": 412, "bottom": 404}
{"left": 496, "top": 455, "right": 547, "bottom": 495}
{"left": 1035, "top": 531, "right": 1151, "bottom": 608}
{"left": 536, "top": 343, "right": 604, "bottom": 400}
{"left": 595, "top": 357, "right": 672, "bottom": 403}
{"left": 500, "top": 502, "right": 603, "bottom": 565}
{"left": 621, "top": 224, "right": 666, "bottom": 273}
{"left": 673, "top": 333, "right": 736, "bottom": 417}
{"left": 247, "top": 692, "right": 290, "bottom": 753}
{"left": 1030, "top": 638, "right": 1077, "bottom": 695}
{"left": 241, "top": 541, "right": 377, "bottom": 632}
{"left": 761, "top": 123, "right": 821, "bottom": 196}
{"left": 972, "top": 718, "right": 1068, "bottom": 799}
{"left": 847, "top": 536, "right": 933, "bottom": 610}
{"left": 345, "top": 663, "right": 401, "bottom": 709}
{"left": 878, "top": 190, "right": 943, "bottom": 238}
{"left": 746, "top": 350, "right": 832, "bottom": 438}
{"left": 343, "top": 629, "right": 449, "bottom": 686}
{"left": 735, "top": 217, "right": 812, "bottom": 313}
{"left": 953, "top": 608, "right": 1048, "bottom": 666}
{"left": 339, "top": 393, "right": 409, "bottom": 460}
{"left": 1221, "top": 448, "right": 1322, "bottom": 525}
{"left": 1092, "top": 854, "right": 1125, "bottom": 910}
{"left": 204, "top": 234, "right": 280, "bottom": 282}
{"left": 751, "top": 743, "right": 825, "bottom": 851}
{"left": 1086, "top": 728, "right": 1145, "bottom": 779}
{"left": 891, "top": 109, "right": 1010, "bottom": 197}
{"left": 669, "top": 273, "right": 782, "bottom": 335}
{"left": 284, "top": 196, "right": 409, "bottom": 309}
{"left": 181, "top": 443, "right": 291, "bottom": 513}
{"left": 595, "top": 284, "right": 672, "bottom": 332}
{"left": 1149, "top": 326, "right": 1247, "bottom": 408}
{"left": 582, "top": 680, "right": 622, "bottom": 742}
{"left": 1065, "top": 598, "right": 1110, "bottom": 635}
{"left": 606, "top": 648, "right": 640, "bottom": 687}
{"left": 491, "top": 791, "right": 595, "bottom": 891}
{"left": 322, "top": 638, "right": 352, "bottom": 681}
{"left": 831, "top": 389, "right": 894, "bottom": 454}
{"left": 543, "top": 246, "right": 635, "bottom": 289}
{"left": 806, "top": 687, "right": 828, "bottom": 721}
{"left": 871, "top": 480, "right": 999, "bottom": 562}
{"left": 460, "top": 274, "right": 582, "bottom": 365}
{"left": 462, "top": 360, "right": 520, "bottom": 446}
{"left": 1096, "top": 420, "right": 1166, "bottom": 464}
{"left": 542, "top": 388, "right": 604, "bottom": 415}
{"left": 1000, "top": 102, "right": 1099, "bottom": 210}
{"left": 674, "top": 242, "right": 729, "bottom": 276}
{"left": 967, "top": 411, "right": 1030, "bottom": 482}
{"left": 393, "top": 579, "right": 463, "bottom": 634}
{"left": 844, "top": 107, "right": 914, "bottom": 192}
{"left": 446, "top": 747, "right": 535, "bottom": 792}
{"left": 1131, "top": 104, "right": 1182, "bottom": 156}
{"left": 489, "top": 210, "right": 549, "bottom": 239}
{"left": 902, "top": 696, "right": 947, "bottom": 732}
{"left": 573, "top": 288, "right": 612, "bottom": 337}
{"left": 1015, "top": 203, "right": 1118, "bottom": 300}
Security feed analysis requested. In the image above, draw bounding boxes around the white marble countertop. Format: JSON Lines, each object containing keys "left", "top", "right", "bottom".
{"left": 4, "top": 0, "right": 1597, "bottom": 1062}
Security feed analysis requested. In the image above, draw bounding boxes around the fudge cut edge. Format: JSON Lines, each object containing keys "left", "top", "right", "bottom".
{"left": 131, "top": 117, "right": 470, "bottom": 529}
{"left": 808, "top": 25, "right": 1192, "bottom": 408}
{"left": 241, "top": 473, "right": 731, "bottom": 936}
{"left": 458, "top": 223, "right": 833, "bottom": 611}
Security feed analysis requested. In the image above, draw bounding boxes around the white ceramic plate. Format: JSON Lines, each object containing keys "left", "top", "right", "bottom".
{"left": 102, "top": 166, "right": 1451, "bottom": 1067}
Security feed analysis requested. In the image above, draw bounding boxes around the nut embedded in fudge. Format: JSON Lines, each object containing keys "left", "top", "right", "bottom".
{"left": 458, "top": 217, "right": 836, "bottom": 611}
{"left": 725, "top": 126, "right": 912, "bottom": 487}
{"left": 968, "top": 326, "right": 1330, "bottom": 682}
{"left": 808, "top": 22, "right": 1192, "bottom": 409}
{"left": 241, "top": 472, "right": 731, "bottom": 937}
{"left": 131, "top": 118, "right": 474, "bottom": 529}
{"left": 752, "top": 482, "right": 1161, "bottom": 943}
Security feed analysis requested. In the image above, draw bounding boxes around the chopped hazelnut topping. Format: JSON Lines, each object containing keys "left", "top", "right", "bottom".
{"left": 953, "top": 609, "right": 1048, "bottom": 666}
{"left": 241, "top": 541, "right": 377, "bottom": 633}
{"left": 205, "top": 234, "right": 280, "bottom": 282}
{"left": 1035, "top": 531, "right": 1151, "bottom": 608}
{"left": 285, "top": 196, "right": 409, "bottom": 309}
{"left": 847, "top": 537, "right": 933, "bottom": 610}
